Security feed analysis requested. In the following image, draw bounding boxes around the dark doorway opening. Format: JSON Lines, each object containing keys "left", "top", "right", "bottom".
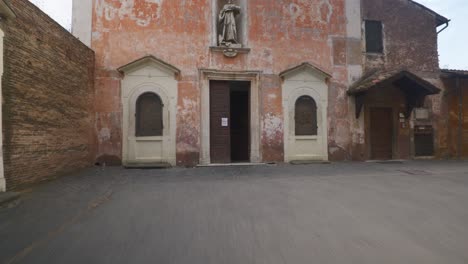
{"left": 370, "top": 107, "right": 394, "bottom": 160}
{"left": 209, "top": 80, "right": 250, "bottom": 163}
{"left": 230, "top": 85, "right": 250, "bottom": 162}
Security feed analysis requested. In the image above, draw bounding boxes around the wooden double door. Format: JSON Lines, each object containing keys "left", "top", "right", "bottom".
{"left": 210, "top": 81, "right": 250, "bottom": 163}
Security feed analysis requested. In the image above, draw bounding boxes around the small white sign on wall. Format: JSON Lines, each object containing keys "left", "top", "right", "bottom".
{"left": 222, "top": 118, "right": 229, "bottom": 127}
{"left": 414, "top": 108, "right": 430, "bottom": 120}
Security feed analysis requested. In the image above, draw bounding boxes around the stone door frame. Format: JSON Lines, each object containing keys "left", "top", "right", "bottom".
{"left": 199, "top": 69, "right": 261, "bottom": 165}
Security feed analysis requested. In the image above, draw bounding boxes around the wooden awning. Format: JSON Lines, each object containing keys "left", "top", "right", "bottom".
{"left": 348, "top": 69, "right": 441, "bottom": 118}
{"left": 441, "top": 69, "right": 468, "bottom": 78}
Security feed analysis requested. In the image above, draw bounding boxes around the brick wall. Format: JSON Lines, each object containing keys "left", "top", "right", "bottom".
{"left": 362, "top": 0, "right": 440, "bottom": 74}
{"left": 1, "top": 0, "right": 95, "bottom": 190}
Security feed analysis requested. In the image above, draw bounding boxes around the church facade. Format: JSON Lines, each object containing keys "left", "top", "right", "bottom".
{"left": 72, "top": 0, "right": 450, "bottom": 167}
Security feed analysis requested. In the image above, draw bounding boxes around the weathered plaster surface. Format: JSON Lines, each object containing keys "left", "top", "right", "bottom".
{"left": 81, "top": 0, "right": 449, "bottom": 164}
{"left": 90, "top": 0, "right": 355, "bottom": 165}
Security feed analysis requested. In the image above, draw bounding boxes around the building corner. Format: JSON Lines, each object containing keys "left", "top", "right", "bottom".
{"left": 0, "top": 29, "right": 5, "bottom": 192}
{"left": 71, "top": 0, "right": 93, "bottom": 47}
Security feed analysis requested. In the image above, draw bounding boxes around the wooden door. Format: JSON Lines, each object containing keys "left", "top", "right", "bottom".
{"left": 210, "top": 81, "right": 231, "bottom": 163}
{"left": 370, "top": 107, "right": 393, "bottom": 160}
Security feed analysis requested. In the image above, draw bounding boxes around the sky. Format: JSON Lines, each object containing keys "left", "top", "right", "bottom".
{"left": 28, "top": 0, "right": 467, "bottom": 70}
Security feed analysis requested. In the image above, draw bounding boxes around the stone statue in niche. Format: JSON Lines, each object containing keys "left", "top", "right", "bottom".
{"left": 218, "top": 0, "right": 242, "bottom": 48}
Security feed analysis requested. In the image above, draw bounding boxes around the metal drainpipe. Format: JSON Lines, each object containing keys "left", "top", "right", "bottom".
{"left": 437, "top": 21, "right": 450, "bottom": 34}
{"left": 457, "top": 77, "right": 462, "bottom": 159}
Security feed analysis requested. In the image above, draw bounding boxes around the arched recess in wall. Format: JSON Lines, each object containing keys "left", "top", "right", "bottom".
{"left": 281, "top": 63, "right": 330, "bottom": 162}
{"left": 135, "top": 92, "right": 164, "bottom": 137}
{"left": 118, "top": 56, "right": 180, "bottom": 167}
{"left": 295, "top": 96, "right": 318, "bottom": 136}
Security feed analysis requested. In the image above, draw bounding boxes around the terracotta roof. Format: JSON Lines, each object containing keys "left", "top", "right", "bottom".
{"left": 348, "top": 69, "right": 441, "bottom": 95}
{"left": 409, "top": 0, "right": 449, "bottom": 27}
{"left": 441, "top": 69, "right": 468, "bottom": 76}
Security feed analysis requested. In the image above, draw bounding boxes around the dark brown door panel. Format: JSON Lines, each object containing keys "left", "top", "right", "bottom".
{"left": 210, "top": 81, "right": 231, "bottom": 163}
{"left": 370, "top": 107, "right": 393, "bottom": 160}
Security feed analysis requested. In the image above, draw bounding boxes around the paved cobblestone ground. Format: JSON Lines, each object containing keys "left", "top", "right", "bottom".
{"left": 1, "top": 161, "right": 468, "bottom": 264}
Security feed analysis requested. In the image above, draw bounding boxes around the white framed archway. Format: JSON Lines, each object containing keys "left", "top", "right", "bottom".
{"left": 119, "top": 56, "right": 179, "bottom": 167}
{"left": 123, "top": 84, "right": 175, "bottom": 166}
{"left": 281, "top": 63, "right": 330, "bottom": 162}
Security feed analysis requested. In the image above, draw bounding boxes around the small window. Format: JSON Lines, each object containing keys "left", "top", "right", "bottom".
{"left": 295, "top": 96, "right": 318, "bottom": 136}
{"left": 365, "top": 20, "right": 383, "bottom": 53}
{"left": 136, "top": 93, "right": 163, "bottom": 137}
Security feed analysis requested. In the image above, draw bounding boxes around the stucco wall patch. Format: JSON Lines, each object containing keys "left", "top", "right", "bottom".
{"left": 263, "top": 113, "right": 283, "bottom": 143}
{"left": 95, "top": 0, "right": 164, "bottom": 27}
{"left": 98, "top": 128, "right": 112, "bottom": 143}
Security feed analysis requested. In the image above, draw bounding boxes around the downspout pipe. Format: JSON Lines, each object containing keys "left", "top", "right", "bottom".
{"left": 457, "top": 77, "right": 462, "bottom": 159}
{"left": 437, "top": 21, "right": 450, "bottom": 34}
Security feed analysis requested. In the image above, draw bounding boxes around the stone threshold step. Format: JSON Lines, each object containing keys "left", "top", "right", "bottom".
{"left": 366, "top": 160, "right": 406, "bottom": 164}
{"left": 124, "top": 162, "right": 172, "bottom": 169}
{"left": 290, "top": 160, "right": 331, "bottom": 165}
{"left": 197, "top": 163, "right": 268, "bottom": 167}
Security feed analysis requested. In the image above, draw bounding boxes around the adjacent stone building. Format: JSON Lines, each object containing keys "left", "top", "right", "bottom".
{"left": 349, "top": 0, "right": 449, "bottom": 160}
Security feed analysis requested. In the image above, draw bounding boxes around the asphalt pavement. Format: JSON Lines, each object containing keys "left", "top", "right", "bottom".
{"left": 1, "top": 161, "right": 468, "bottom": 264}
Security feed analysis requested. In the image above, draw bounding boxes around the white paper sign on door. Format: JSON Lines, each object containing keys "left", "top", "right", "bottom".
{"left": 221, "top": 118, "right": 228, "bottom": 127}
